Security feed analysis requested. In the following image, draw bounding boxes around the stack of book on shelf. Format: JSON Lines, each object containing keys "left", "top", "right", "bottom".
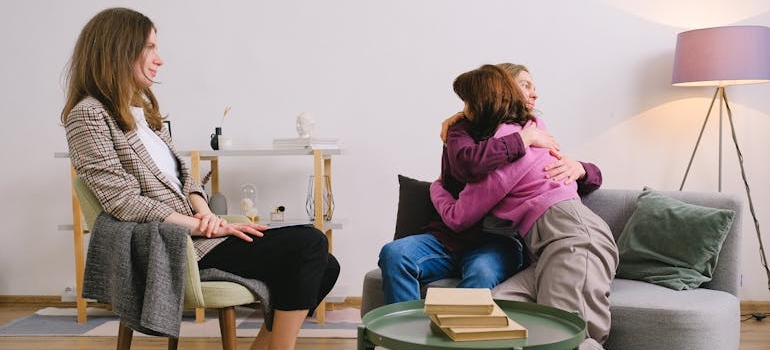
{"left": 423, "top": 287, "right": 527, "bottom": 342}
{"left": 272, "top": 137, "right": 339, "bottom": 150}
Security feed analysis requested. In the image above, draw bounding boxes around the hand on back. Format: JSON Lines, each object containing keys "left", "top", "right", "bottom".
{"left": 519, "top": 122, "right": 559, "bottom": 152}
{"left": 440, "top": 111, "right": 467, "bottom": 144}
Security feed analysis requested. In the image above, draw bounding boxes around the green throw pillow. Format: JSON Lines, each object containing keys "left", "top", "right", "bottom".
{"left": 616, "top": 188, "right": 735, "bottom": 290}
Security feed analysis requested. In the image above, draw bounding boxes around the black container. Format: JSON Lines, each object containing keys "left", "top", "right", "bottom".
{"left": 210, "top": 127, "right": 222, "bottom": 150}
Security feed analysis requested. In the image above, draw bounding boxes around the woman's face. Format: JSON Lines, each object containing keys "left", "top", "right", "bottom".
{"left": 133, "top": 29, "right": 163, "bottom": 88}
{"left": 515, "top": 70, "right": 538, "bottom": 111}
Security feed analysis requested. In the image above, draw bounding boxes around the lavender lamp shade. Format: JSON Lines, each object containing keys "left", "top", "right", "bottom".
{"left": 672, "top": 25, "right": 770, "bottom": 87}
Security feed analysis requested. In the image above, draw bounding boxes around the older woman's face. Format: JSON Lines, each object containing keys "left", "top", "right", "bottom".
{"left": 515, "top": 70, "right": 538, "bottom": 111}
{"left": 134, "top": 29, "right": 163, "bottom": 88}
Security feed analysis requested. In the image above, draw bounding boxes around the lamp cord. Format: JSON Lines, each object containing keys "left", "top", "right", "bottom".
{"left": 722, "top": 89, "right": 770, "bottom": 291}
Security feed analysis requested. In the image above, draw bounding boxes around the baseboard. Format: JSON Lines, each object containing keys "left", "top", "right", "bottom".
{"left": 3, "top": 295, "right": 758, "bottom": 314}
{"left": 740, "top": 300, "right": 770, "bottom": 313}
{"left": 330, "top": 296, "right": 361, "bottom": 310}
{"left": 0, "top": 295, "right": 362, "bottom": 309}
{"left": 0, "top": 295, "right": 76, "bottom": 307}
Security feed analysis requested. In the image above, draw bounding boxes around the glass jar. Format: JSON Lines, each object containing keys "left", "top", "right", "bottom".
{"left": 305, "top": 175, "right": 334, "bottom": 221}
{"left": 240, "top": 184, "right": 259, "bottom": 222}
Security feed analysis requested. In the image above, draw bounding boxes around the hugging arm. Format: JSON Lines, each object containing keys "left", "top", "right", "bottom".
{"left": 444, "top": 120, "right": 525, "bottom": 183}
{"left": 545, "top": 149, "right": 603, "bottom": 196}
{"left": 446, "top": 119, "right": 602, "bottom": 194}
{"left": 430, "top": 172, "right": 514, "bottom": 232}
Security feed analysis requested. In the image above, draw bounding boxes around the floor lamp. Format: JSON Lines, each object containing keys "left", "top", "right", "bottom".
{"left": 672, "top": 25, "right": 770, "bottom": 291}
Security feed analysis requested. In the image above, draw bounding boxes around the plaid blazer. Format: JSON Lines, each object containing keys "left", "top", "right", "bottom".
{"left": 66, "top": 97, "right": 224, "bottom": 258}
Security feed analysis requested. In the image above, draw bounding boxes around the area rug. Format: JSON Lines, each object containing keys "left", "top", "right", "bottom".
{"left": 0, "top": 306, "right": 361, "bottom": 338}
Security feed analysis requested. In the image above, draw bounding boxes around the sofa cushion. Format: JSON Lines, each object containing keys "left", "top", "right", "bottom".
{"left": 606, "top": 278, "right": 739, "bottom": 350}
{"left": 616, "top": 188, "right": 735, "bottom": 290}
{"left": 393, "top": 175, "right": 438, "bottom": 240}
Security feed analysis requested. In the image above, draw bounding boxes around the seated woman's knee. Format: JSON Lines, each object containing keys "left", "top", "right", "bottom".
{"left": 378, "top": 239, "right": 407, "bottom": 265}
{"left": 465, "top": 266, "right": 508, "bottom": 286}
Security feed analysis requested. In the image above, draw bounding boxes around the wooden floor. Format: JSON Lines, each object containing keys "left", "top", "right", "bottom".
{"left": 1, "top": 303, "right": 768, "bottom": 349}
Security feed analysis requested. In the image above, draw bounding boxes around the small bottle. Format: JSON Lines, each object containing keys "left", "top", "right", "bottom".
{"left": 240, "top": 184, "right": 259, "bottom": 222}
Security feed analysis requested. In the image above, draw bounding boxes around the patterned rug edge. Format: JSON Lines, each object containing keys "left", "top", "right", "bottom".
{"left": 0, "top": 306, "right": 361, "bottom": 338}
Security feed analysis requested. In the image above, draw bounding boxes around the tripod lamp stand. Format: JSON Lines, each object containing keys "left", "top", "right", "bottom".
{"left": 672, "top": 25, "right": 770, "bottom": 290}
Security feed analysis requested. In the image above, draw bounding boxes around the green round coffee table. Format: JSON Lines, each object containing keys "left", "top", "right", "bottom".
{"left": 357, "top": 300, "right": 585, "bottom": 350}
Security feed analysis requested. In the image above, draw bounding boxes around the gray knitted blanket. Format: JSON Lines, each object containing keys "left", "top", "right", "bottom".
{"left": 83, "top": 212, "right": 187, "bottom": 337}
{"left": 82, "top": 213, "right": 274, "bottom": 337}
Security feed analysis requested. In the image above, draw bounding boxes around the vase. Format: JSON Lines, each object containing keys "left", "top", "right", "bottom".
{"left": 210, "top": 127, "right": 222, "bottom": 150}
{"left": 305, "top": 175, "right": 334, "bottom": 221}
{"left": 209, "top": 192, "right": 228, "bottom": 215}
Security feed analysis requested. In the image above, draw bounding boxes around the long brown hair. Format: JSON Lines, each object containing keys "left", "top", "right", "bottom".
{"left": 60, "top": 7, "right": 162, "bottom": 131}
{"left": 453, "top": 64, "right": 531, "bottom": 142}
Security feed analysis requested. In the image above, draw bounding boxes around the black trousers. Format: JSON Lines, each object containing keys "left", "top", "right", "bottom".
{"left": 198, "top": 225, "right": 340, "bottom": 313}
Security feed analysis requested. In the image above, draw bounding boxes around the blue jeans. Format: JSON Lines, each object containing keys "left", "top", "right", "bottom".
{"left": 378, "top": 233, "right": 523, "bottom": 304}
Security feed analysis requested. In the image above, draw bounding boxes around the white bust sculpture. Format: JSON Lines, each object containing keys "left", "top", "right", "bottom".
{"left": 296, "top": 111, "right": 315, "bottom": 138}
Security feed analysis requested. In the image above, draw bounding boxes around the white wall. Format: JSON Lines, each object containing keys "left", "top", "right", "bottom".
{"left": 2, "top": 0, "right": 770, "bottom": 301}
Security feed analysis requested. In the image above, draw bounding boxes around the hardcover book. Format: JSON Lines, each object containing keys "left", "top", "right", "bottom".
{"left": 272, "top": 137, "right": 339, "bottom": 150}
{"left": 423, "top": 288, "right": 495, "bottom": 315}
{"left": 430, "top": 318, "right": 528, "bottom": 341}
{"left": 428, "top": 302, "right": 509, "bottom": 328}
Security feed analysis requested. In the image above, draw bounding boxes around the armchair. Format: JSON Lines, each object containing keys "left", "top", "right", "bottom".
{"left": 73, "top": 177, "right": 261, "bottom": 350}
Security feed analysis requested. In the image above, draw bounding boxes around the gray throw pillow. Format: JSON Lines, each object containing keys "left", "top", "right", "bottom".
{"left": 616, "top": 188, "right": 735, "bottom": 290}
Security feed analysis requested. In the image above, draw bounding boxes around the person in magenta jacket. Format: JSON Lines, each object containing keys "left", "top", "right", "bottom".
{"left": 432, "top": 64, "right": 618, "bottom": 350}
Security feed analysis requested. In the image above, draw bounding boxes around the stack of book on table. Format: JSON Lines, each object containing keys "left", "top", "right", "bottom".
{"left": 423, "top": 287, "right": 527, "bottom": 342}
{"left": 272, "top": 137, "right": 339, "bottom": 150}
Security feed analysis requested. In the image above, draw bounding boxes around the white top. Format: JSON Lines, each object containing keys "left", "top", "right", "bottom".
{"left": 131, "top": 107, "right": 183, "bottom": 194}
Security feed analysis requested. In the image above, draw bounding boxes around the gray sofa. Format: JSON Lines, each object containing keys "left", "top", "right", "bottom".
{"left": 361, "top": 187, "right": 742, "bottom": 350}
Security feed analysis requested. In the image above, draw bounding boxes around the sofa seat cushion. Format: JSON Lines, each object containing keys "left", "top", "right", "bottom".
{"left": 606, "top": 278, "right": 739, "bottom": 350}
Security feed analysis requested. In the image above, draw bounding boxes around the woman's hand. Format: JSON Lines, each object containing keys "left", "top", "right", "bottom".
{"left": 194, "top": 212, "right": 227, "bottom": 237}
{"left": 544, "top": 149, "right": 586, "bottom": 185}
{"left": 519, "top": 122, "right": 560, "bottom": 152}
{"left": 217, "top": 222, "right": 267, "bottom": 242}
{"left": 193, "top": 220, "right": 267, "bottom": 242}
{"left": 440, "top": 111, "right": 467, "bottom": 143}
{"left": 166, "top": 212, "right": 265, "bottom": 242}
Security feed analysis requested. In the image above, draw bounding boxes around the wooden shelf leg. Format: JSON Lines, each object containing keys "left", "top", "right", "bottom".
{"left": 312, "top": 150, "right": 326, "bottom": 323}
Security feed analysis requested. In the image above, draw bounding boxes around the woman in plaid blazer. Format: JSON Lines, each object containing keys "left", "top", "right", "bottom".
{"left": 61, "top": 8, "right": 339, "bottom": 350}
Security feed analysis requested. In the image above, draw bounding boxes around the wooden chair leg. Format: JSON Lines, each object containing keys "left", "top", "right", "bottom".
{"left": 167, "top": 337, "right": 179, "bottom": 350}
{"left": 70, "top": 165, "right": 88, "bottom": 324}
{"left": 195, "top": 307, "right": 206, "bottom": 323}
{"left": 116, "top": 321, "right": 133, "bottom": 350}
{"left": 218, "top": 306, "right": 238, "bottom": 350}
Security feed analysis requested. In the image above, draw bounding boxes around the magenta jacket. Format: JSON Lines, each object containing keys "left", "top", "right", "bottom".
{"left": 425, "top": 117, "right": 601, "bottom": 251}
{"left": 432, "top": 118, "right": 578, "bottom": 236}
